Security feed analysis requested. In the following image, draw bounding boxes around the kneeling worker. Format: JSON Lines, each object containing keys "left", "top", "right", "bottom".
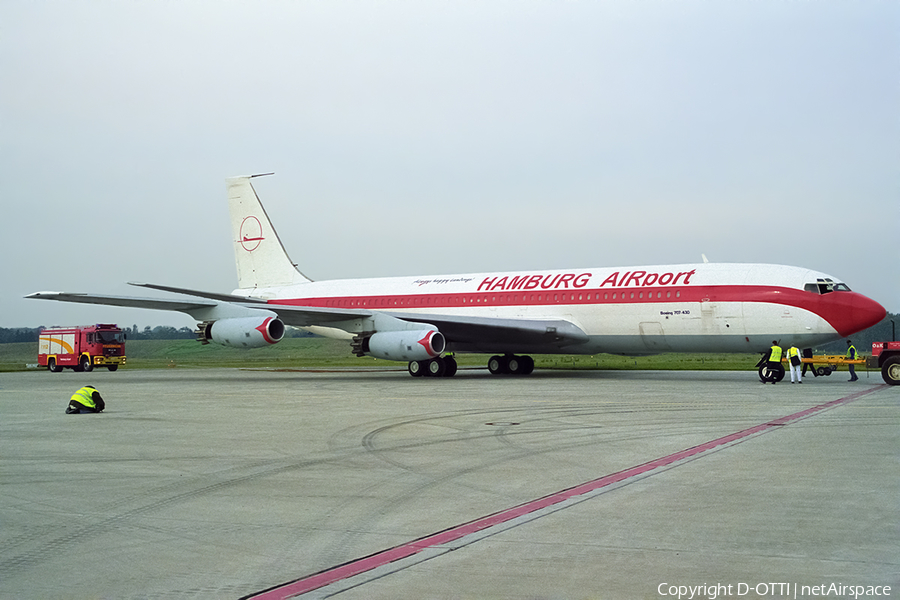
{"left": 66, "top": 385, "right": 105, "bottom": 414}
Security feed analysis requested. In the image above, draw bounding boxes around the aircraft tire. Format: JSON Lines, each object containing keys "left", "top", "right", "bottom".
{"left": 758, "top": 362, "right": 784, "bottom": 383}
{"left": 408, "top": 360, "right": 425, "bottom": 377}
{"left": 882, "top": 356, "right": 900, "bottom": 385}
{"left": 508, "top": 356, "right": 522, "bottom": 374}
{"left": 521, "top": 355, "right": 535, "bottom": 375}
{"left": 488, "top": 355, "right": 508, "bottom": 375}
{"left": 442, "top": 356, "right": 458, "bottom": 377}
{"left": 506, "top": 355, "right": 533, "bottom": 375}
{"left": 426, "top": 357, "right": 446, "bottom": 377}
{"left": 773, "top": 364, "right": 785, "bottom": 382}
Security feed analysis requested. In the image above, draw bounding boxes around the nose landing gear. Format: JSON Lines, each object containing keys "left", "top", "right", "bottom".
{"left": 758, "top": 362, "right": 785, "bottom": 383}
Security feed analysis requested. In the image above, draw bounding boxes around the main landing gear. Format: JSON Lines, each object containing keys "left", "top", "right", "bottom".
{"left": 408, "top": 355, "right": 458, "bottom": 378}
{"left": 488, "top": 354, "right": 534, "bottom": 376}
{"left": 406, "top": 354, "right": 536, "bottom": 377}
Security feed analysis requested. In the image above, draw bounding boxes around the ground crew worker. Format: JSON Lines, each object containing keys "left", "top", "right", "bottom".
{"left": 760, "top": 341, "right": 783, "bottom": 384}
{"left": 846, "top": 340, "right": 859, "bottom": 382}
{"left": 801, "top": 347, "right": 818, "bottom": 378}
{"left": 787, "top": 346, "right": 803, "bottom": 384}
{"left": 66, "top": 386, "right": 105, "bottom": 414}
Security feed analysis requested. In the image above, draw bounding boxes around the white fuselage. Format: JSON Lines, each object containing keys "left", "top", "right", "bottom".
{"left": 236, "top": 262, "right": 874, "bottom": 355}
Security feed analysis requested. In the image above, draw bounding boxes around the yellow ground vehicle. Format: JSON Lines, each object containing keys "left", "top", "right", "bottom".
{"left": 757, "top": 351, "right": 866, "bottom": 383}
{"left": 793, "top": 355, "right": 866, "bottom": 377}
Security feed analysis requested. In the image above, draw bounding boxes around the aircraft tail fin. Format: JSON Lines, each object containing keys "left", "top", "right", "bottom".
{"left": 227, "top": 174, "right": 312, "bottom": 290}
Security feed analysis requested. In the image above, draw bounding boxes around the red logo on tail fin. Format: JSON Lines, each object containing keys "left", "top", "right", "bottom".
{"left": 239, "top": 216, "right": 265, "bottom": 252}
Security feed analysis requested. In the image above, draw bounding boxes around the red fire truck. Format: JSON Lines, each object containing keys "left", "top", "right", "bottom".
{"left": 38, "top": 324, "right": 127, "bottom": 372}
{"left": 867, "top": 341, "right": 900, "bottom": 385}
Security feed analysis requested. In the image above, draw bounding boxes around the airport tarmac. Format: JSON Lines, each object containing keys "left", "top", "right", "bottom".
{"left": 0, "top": 367, "right": 896, "bottom": 600}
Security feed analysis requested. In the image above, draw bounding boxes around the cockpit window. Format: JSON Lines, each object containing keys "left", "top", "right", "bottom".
{"left": 804, "top": 278, "right": 851, "bottom": 294}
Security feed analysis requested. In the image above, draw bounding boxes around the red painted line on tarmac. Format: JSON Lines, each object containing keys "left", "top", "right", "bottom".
{"left": 245, "top": 386, "right": 886, "bottom": 600}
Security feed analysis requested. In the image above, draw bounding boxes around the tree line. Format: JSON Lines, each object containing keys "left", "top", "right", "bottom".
{"left": 816, "top": 313, "right": 898, "bottom": 354}
{"left": 0, "top": 324, "right": 318, "bottom": 344}
{"left": 2, "top": 314, "right": 896, "bottom": 347}
{"left": 0, "top": 325, "right": 195, "bottom": 343}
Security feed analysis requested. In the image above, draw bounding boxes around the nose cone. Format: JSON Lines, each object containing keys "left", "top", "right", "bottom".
{"left": 827, "top": 292, "right": 887, "bottom": 338}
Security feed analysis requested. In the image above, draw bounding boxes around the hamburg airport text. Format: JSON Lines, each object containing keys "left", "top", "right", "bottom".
{"left": 657, "top": 582, "right": 891, "bottom": 599}
{"left": 474, "top": 269, "right": 698, "bottom": 292}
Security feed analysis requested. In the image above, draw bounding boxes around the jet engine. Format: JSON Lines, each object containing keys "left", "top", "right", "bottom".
{"left": 196, "top": 316, "right": 285, "bottom": 348}
{"left": 366, "top": 329, "right": 445, "bottom": 362}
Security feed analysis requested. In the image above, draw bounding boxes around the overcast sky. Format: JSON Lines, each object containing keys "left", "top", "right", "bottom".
{"left": 2, "top": 0, "right": 897, "bottom": 330}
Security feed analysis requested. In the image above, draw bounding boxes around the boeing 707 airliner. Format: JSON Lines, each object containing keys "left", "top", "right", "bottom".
{"left": 28, "top": 174, "right": 886, "bottom": 377}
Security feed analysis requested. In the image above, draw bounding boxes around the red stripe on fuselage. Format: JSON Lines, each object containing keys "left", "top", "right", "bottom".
{"left": 267, "top": 285, "right": 883, "bottom": 339}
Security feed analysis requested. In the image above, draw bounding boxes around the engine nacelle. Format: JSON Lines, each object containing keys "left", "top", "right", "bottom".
{"left": 196, "top": 316, "right": 285, "bottom": 348}
{"left": 367, "top": 330, "right": 445, "bottom": 362}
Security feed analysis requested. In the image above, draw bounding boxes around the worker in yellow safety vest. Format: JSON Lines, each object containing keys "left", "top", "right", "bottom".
{"left": 787, "top": 346, "right": 803, "bottom": 384}
{"left": 846, "top": 340, "right": 859, "bottom": 382}
{"left": 66, "top": 386, "right": 105, "bottom": 414}
{"left": 761, "top": 341, "right": 783, "bottom": 384}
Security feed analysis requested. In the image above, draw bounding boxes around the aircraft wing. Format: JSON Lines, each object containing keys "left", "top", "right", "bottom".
{"left": 260, "top": 303, "right": 589, "bottom": 348}
{"left": 127, "top": 283, "right": 375, "bottom": 325}
{"left": 27, "top": 285, "right": 589, "bottom": 351}
{"left": 24, "top": 289, "right": 372, "bottom": 325}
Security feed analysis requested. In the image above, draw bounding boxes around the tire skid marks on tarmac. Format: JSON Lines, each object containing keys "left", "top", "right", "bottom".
{"left": 315, "top": 402, "right": 748, "bottom": 569}
{"left": 0, "top": 454, "right": 346, "bottom": 574}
